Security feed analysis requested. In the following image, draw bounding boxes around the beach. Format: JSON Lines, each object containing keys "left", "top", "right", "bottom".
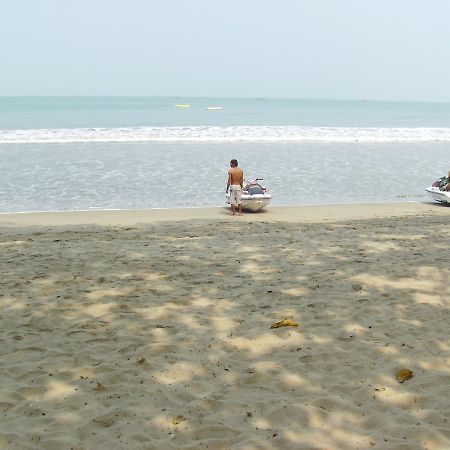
{"left": 1, "top": 202, "right": 450, "bottom": 449}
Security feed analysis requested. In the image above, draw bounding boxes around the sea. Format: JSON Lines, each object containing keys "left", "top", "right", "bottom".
{"left": 1, "top": 96, "right": 449, "bottom": 213}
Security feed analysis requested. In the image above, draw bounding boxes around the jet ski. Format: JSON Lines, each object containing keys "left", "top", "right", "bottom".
{"left": 425, "top": 176, "right": 450, "bottom": 204}
{"left": 226, "top": 178, "right": 272, "bottom": 212}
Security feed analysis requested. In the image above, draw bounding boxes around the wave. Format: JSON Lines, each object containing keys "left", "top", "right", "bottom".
{"left": 1, "top": 125, "right": 450, "bottom": 144}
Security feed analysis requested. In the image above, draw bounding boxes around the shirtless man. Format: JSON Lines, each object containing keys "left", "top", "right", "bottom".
{"left": 226, "top": 159, "right": 244, "bottom": 216}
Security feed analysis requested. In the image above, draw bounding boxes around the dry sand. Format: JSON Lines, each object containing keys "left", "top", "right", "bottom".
{"left": 1, "top": 202, "right": 450, "bottom": 449}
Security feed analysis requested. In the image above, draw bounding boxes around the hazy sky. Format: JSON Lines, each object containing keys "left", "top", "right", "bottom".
{"left": 0, "top": 0, "right": 449, "bottom": 101}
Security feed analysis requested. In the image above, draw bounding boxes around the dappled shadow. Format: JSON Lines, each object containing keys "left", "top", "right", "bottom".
{"left": 1, "top": 213, "right": 450, "bottom": 449}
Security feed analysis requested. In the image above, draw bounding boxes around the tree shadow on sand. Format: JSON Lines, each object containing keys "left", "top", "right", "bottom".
{"left": 1, "top": 213, "right": 450, "bottom": 449}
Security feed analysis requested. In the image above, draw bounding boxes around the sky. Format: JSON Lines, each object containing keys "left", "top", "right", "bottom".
{"left": 0, "top": 0, "right": 449, "bottom": 101}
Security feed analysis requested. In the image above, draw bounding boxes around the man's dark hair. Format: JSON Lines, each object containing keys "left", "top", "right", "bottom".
{"left": 230, "top": 159, "right": 238, "bottom": 167}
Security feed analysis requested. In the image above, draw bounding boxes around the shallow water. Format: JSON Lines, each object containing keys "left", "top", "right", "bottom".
{"left": 0, "top": 141, "right": 446, "bottom": 213}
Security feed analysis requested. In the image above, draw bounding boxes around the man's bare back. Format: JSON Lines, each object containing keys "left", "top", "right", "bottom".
{"left": 228, "top": 167, "right": 244, "bottom": 187}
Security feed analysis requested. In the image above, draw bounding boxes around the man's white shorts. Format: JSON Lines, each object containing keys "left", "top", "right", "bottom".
{"left": 229, "top": 185, "right": 242, "bottom": 206}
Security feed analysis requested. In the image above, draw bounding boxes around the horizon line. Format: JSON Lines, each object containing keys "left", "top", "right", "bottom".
{"left": 0, "top": 95, "right": 449, "bottom": 105}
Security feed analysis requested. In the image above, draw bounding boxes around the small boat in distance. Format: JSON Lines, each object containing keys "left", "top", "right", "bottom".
{"left": 175, "top": 104, "right": 191, "bottom": 108}
{"left": 206, "top": 106, "right": 222, "bottom": 110}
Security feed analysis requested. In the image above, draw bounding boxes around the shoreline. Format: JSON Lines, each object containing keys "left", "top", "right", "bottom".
{"left": 0, "top": 201, "right": 447, "bottom": 227}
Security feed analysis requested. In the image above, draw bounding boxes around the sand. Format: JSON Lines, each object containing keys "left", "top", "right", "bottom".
{"left": 1, "top": 202, "right": 450, "bottom": 450}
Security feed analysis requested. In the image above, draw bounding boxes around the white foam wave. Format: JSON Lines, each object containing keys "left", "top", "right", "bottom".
{"left": 1, "top": 125, "right": 450, "bottom": 144}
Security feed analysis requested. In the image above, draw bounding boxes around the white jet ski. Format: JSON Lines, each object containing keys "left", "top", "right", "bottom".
{"left": 425, "top": 176, "right": 450, "bottom": 204}
{"left": 226, "top": 178, "right": 272, "bottom": 212}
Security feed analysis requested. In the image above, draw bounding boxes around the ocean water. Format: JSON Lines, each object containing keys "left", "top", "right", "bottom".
{"left": 0, "top": 97, "right": 449, "bottom": 213}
